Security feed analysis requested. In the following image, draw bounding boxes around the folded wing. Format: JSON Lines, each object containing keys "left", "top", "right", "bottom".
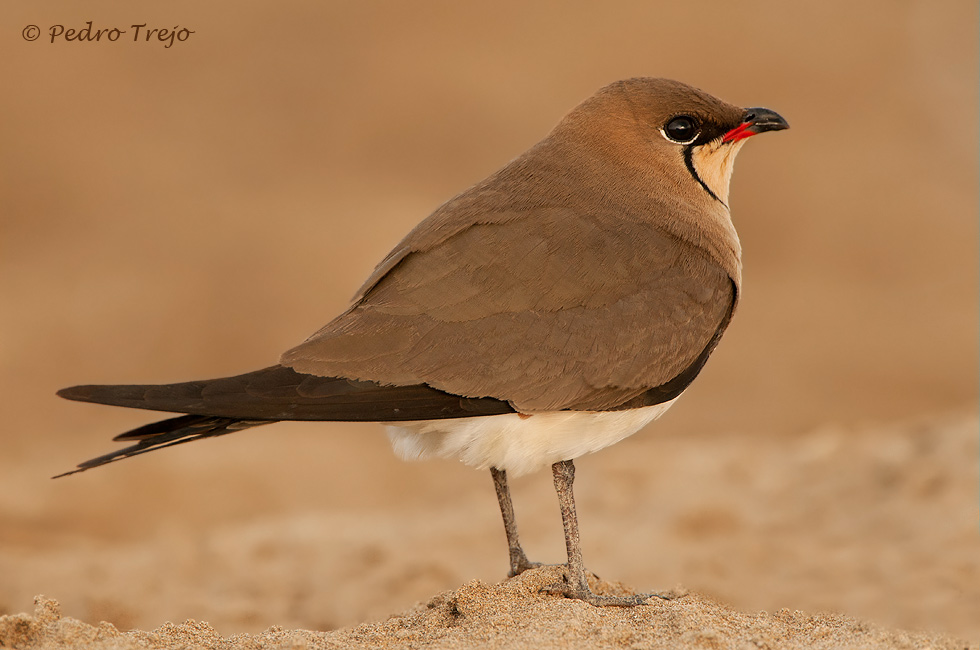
{"left": 282, "top": 208, "right": 737, "bottom": 412}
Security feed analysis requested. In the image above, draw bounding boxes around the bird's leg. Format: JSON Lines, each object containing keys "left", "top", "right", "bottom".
{"left": 491, "top": 467, "right": 539, "bottom": 577}
{"left": 547, "top": 459, "right": 670, "bottom": 607}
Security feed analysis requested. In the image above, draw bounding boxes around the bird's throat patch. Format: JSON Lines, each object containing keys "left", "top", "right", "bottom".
{"left": 686, "top": 139, "right": 747, "bottom": 206}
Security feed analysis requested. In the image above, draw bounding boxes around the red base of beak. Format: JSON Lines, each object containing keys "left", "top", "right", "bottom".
{"left": 722, "top": 122, "right": 755, "bottom": 143}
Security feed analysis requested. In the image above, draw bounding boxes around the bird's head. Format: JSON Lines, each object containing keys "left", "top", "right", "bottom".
{"left": 559, "top": 77, "right": 789, "bottom": 208}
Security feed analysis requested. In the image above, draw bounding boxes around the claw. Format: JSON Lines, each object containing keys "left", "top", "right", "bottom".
{"left": 509, "top": 558, "right": 543, "bottom": 578}
{"left": 538, "top": 567, "right": 677, "bottom": 607}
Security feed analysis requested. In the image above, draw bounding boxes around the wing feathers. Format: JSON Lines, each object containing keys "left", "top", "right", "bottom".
{"left": 283, "top": 212, "right": 736, "bottom": 412}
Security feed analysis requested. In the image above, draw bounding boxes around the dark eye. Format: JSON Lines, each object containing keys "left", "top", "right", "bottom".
{"left": 663, "top": 115, "right": 699, "bottom": 144}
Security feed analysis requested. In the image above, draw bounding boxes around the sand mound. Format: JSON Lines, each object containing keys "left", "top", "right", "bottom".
{"left": 2, "top": 568, "right": 972, "bottom": 650}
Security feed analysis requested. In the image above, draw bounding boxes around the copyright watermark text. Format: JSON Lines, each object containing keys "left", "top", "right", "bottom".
{"left": 22, "top": 21, "right": 194, "bottom": 48}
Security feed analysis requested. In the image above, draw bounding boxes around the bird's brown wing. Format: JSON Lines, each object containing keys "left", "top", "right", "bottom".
{"left": 281, "top": 206, "right": 736, "bottom": 412}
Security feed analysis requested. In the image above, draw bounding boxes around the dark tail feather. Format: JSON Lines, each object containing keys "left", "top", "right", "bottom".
{"left": 55, "top": 364, "right": 515, "bottom": 478}
{"left": 56, "top": 365, "right": 514, "bottom": 421}
{"left": 53, "top": 415, "right": 272, "bottom": 478}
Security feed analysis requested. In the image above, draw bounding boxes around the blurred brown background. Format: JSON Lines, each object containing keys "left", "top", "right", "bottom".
{"left": 1, "top": 0, "right": 977, "bottom": 642}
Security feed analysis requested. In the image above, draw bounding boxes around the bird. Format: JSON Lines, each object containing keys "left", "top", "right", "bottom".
{"left": 56, "top": 77, "right": 787, "bottom": 607}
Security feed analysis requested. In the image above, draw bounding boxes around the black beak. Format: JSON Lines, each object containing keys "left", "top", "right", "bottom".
{"left": 722, "top": 107, "right": 789, "bottom": 143}
{"left": 743, "top": 107, "right": 789, "bottom": 134}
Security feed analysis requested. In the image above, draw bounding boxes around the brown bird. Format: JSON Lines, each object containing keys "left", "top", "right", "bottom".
{"left": 57, "top": 78, "right": 787, "bottom": 606}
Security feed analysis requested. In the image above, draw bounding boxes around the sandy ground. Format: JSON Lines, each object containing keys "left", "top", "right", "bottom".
{"left": 1, "top": 572, "right": 974, "bottom": 650}
{"left": 2, "top": 413, "right": 980, "bottom": 649}
{"left": 1, "top": 413, "right": 978, "bottom": 649}
{"left": 1, "top": 1, "right": 977, "bottom": 648}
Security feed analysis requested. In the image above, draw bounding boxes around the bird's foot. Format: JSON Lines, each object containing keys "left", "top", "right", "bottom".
{"left": 508, "top": 552, "right": 543, "bottom": 578}
{"left": 539, "top": 569, "right": 679, "bottom": 607}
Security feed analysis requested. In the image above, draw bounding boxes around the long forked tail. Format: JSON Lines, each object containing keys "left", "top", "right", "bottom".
{"left": 53, "top": 415, "right": 272, "bottom": 478}
{"left": 55, "top": 364, "right": 514, "bottom": 478}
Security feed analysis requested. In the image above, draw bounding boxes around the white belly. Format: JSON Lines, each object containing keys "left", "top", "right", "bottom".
{"left": 386, "top": 399, "right": 677, "bottom": 477}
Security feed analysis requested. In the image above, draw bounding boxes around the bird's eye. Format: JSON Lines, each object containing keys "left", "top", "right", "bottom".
{"left": 663, "top": 116, "right": 699, "bottom": 144}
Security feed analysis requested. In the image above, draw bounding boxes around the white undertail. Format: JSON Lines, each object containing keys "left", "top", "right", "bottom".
{"left": 387, "top": 399, "right": 677, "bottom": 477}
